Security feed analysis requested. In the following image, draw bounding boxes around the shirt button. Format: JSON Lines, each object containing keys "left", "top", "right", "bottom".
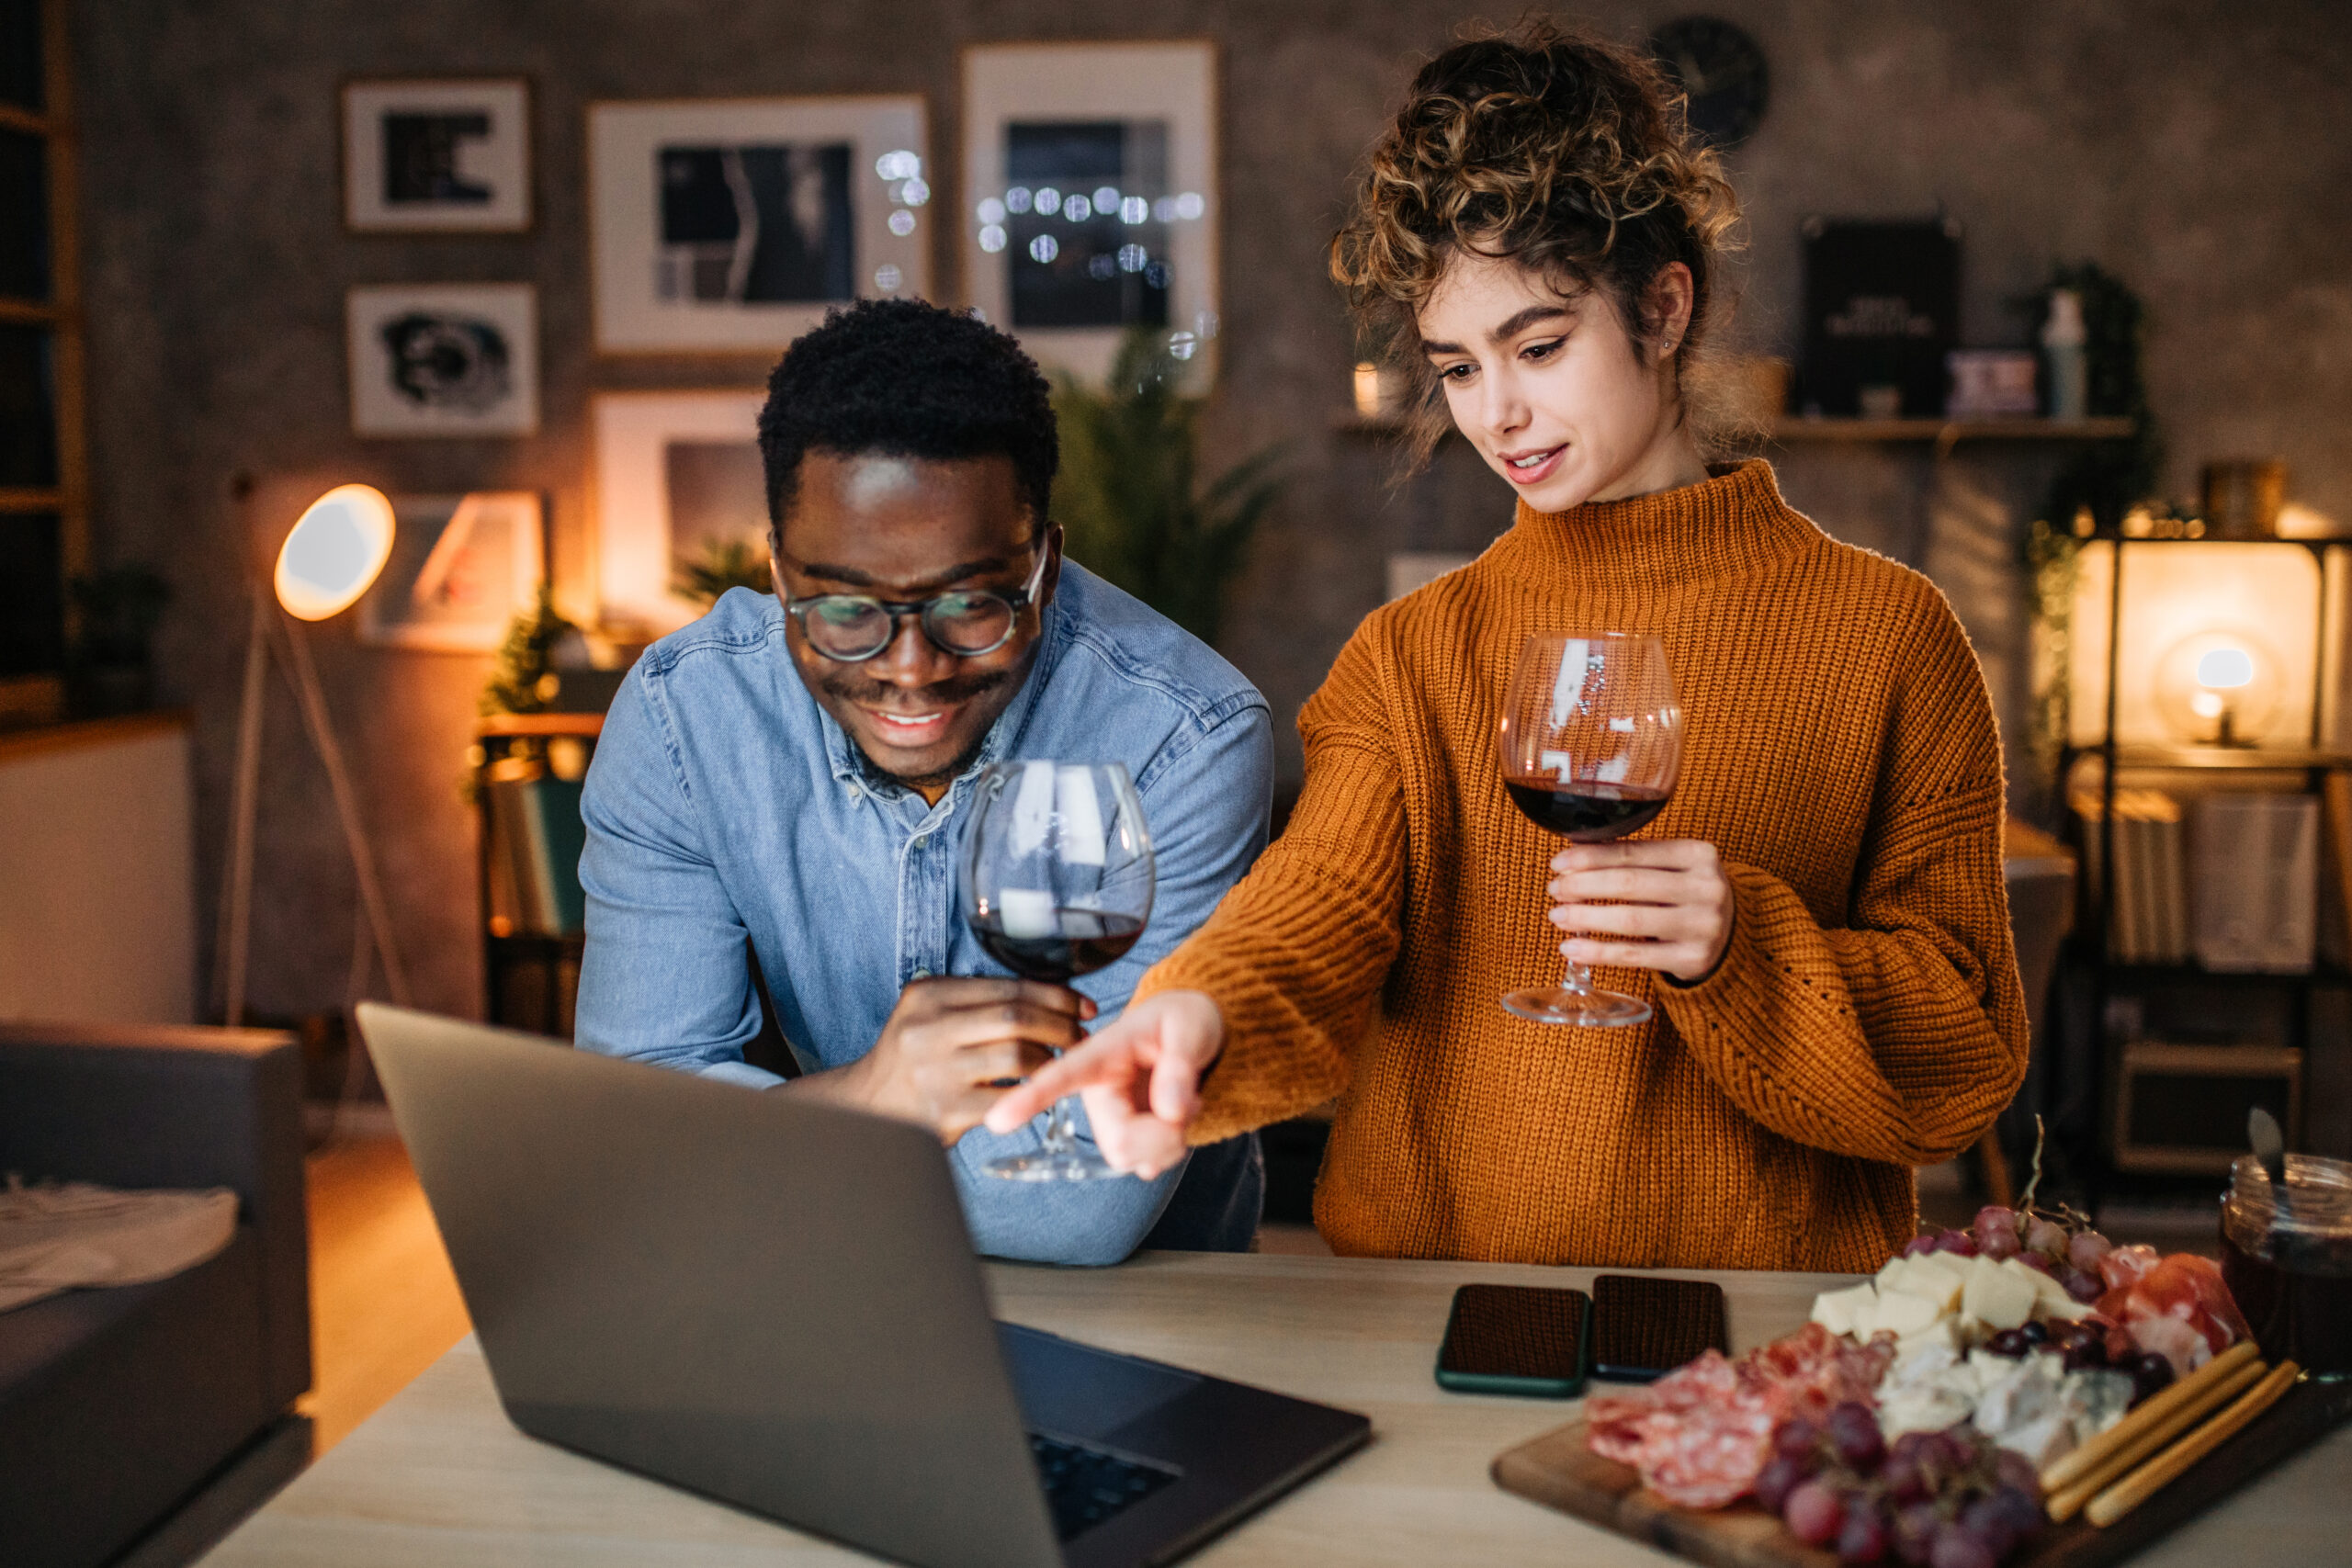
{"left": 910, "top": 967, "right": 933, "bottom": 982}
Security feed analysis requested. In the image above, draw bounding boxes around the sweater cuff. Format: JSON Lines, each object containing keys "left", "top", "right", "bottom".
{"left": 1131, "top": 955, "right": 1346, "bottom": 1148}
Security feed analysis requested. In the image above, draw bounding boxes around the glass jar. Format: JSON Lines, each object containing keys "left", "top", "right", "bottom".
{"left": 2219, "top": 1153, "right": 2352, "bottom": 1376}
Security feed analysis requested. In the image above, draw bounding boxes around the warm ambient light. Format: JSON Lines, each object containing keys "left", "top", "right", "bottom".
{"left": 2196, "top": 647, "right": 2256, "bottom": 690}
{"left": 274, "top": 484, "right": 395, "bottom": 620}
{"left": 2155, "top": 631, "right": 2278, "bottom": 747}
{"left": 1352, "top": 362, "right": 1383, "bottom": 420}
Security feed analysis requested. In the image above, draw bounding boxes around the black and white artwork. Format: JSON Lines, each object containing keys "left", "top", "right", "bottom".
{"left": 591, "top": 390, "right": 767, "bottom": 632}
{"left": 347, "top": 285, "right": 538, "bottom": 437}
{"left": 591, "top": 99, "right": 928, "bottom": 354}
{"left": 344, "top": 80, "right": 531, "bottom": 232}
{"left": 964, "top": 43, "right": 1218, "bottom": 386}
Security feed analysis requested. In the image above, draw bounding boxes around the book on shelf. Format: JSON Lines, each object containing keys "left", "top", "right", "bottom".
{"left": 2191, "top": 792, "right": 2318, "bottom": 973}
{"left": 487, "top": 775, "right": 588, "bottom": 939}
{"left": 2072, "top": 787, "right": 2188, "bottom": 964}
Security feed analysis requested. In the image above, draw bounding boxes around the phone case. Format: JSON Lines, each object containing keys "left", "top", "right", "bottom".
{"left": 1433, "top": 1283, "right": 1591, "bottom": 1398}
{"left": 1589, "top": 1273, "right": 1728, "bottom": 1382}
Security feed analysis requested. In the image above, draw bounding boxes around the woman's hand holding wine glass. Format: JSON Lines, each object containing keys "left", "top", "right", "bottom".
{"left": 1547, "top": 838, "right": 1733, "bottom": 984}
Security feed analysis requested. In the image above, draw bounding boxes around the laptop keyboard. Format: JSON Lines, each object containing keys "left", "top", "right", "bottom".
{"left": 1027, "top": 1432, "right": 1179, "bottom": 1541}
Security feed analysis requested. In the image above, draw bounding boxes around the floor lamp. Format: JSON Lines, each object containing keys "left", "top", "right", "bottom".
{"left": 216, "top": 483, "right": 413, "bottom": 1027}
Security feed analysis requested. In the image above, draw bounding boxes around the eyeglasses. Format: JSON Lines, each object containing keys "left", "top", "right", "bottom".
{"left": 782, "top": 547, "right": 1051, "bottom": 663}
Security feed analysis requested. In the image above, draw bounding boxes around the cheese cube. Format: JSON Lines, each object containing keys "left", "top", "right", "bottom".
{"left": 1894, "top": 1256, "right": 1965, "bottom": 1311}
{"left": 1871, "top": 1289, "right": 1947, "bottom": 1338}
{"left": 1962, "top": 1263, "right": 2039, "bottom": 1331}
{"left": 1893, "top": 1317, "right": 1963, "bottom": 1359}
{"left": 1876, "top": 1256, "right": 1911, "bottom": 1292}
{"left": 1812, "top": 1281, "right": 1879, "bottom": 1337}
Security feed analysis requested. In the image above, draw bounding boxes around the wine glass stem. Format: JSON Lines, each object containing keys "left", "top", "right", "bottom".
{"left": 1040, "top": 1049, "right": 1078, "bottom": 1154}
{"left": 1560, "top": 957, "right": 1596, "bottom": 998}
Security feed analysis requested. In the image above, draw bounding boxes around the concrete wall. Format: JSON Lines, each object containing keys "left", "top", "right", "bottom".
{"left": 65, "top": 0, "right": 2352, "bottom": 1022}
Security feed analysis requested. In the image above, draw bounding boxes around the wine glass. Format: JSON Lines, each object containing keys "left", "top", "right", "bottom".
{"left": 962, "top": 761, "right": 1155, "bottom": 1180}
{"left": 1497, "top": 632, "right": 1683, "bottom": 1027}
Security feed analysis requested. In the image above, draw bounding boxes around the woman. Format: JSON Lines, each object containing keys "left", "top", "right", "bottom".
{"left": 990, "top": 23, "right": 2027, "bottom": 1272}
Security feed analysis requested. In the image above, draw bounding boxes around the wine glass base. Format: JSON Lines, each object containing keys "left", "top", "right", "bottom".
{"left": 1500, "top": 987, "right": 1652, "bottom": 1028}
{"left": 984, "top": 1148, "right": 1125, "bottom": 1182}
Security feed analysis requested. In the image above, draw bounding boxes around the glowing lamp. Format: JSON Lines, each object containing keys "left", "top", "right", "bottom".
{"left": 1352, "top": 362, "right": 1383, "bottom": 420}
{"left": 2068, "top": 541, "right": 2321, "bottom": 750}
{"left": 274, "top": 483, "right": 394, "bottom": 620}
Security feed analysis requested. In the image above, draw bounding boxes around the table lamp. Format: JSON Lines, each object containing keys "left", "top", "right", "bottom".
{"left": 217, "top": 483, "right": 413, "bottom": 1028}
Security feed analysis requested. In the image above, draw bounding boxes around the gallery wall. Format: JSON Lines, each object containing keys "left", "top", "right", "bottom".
{"left": 65, "top": 0, "right": 2352, "bottom": 1024}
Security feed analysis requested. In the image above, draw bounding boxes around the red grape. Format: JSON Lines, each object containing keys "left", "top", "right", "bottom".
{"left": 2024, "top": 1214, "right": 2067, "bottom": 1258}
{"left": 1984, "top": 1328, "right": 2031, "bottom": 1359}
{"left": 1785, "top": 1479, "right": 1847, "bottom": 1546}
{"left": 1929, "top": 1522, "right": 1996, "bottom": 1568}
{"left": 2069, "top": 1229, "right": 2113, "bottom": 1273}
{"left": 1933, "top": 1229, "right": 1980, "bottom": 1257}
{"left": 1881, "top": 1452, "right": 1928, "bottom": 1505}
{"left": 1754, "top": 1453, "right": 1807, "bottom": 1513}
{"left": 1972, "top": 1205, "right": 2023, "bottom": 1258}
{"left": 1990, "top": 1483, "right": 2044, "bottom": 1547}
{"left": 1775, "top": 1416, "right": 1822, "bottom": 1461}
{"left": 2129, "top": 1352, "right": 2177, "bottom": 1405}
{"left": 1892, "top": 1502, "right": 1942, "bottom": 1566}
{"left": 2018, "top": 1319, "right": 2049, "bottom": 1346}
{"left": 2060, "top": 1266, "right": 2105, "bottom": 1303}
{"left": 1960, "top": 1495, "right": 2019, "bottom": 1558}
{"left": 1903, "top": 1234, "right": 1939, "bottom": 1258}
{"left": 2010, "top": 1249, "right": 2055, "bottom": 1278}
{"left": 1828, "top": 1401, "right": 1886, "bottom": 1471}
{"left": 1838, "top": 1504, "right": 1891, "bottom": 1564}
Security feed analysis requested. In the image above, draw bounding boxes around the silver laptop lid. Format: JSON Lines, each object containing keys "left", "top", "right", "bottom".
{"left": 357, "top": 1002, "right": 1063, "bottom": 1568}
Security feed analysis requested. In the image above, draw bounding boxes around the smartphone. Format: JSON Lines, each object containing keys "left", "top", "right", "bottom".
{"left": 1433, "top": 1283, "right": 1591, "bottom": 1397}
{"left": 1589, "top": 1274, "right": 1729, "bottom": 1383}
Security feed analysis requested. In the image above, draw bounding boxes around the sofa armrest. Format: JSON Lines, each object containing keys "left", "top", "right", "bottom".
{"left": 0, "top": 1021, "right": 311, "bottom": 1408}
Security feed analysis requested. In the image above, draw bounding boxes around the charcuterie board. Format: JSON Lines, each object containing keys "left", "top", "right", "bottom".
{"left": 1492, "top": 1379, "right": 2352, "bottom": 1568}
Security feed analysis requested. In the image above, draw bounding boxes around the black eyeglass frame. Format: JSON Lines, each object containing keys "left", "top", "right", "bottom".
{"left": 779, "top": 544, "right": 1053, "bottom": 663}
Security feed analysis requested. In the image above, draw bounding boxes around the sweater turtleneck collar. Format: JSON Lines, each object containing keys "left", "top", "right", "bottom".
{"left": 1490, "top": 458, "right": 1821, "bottom": 593}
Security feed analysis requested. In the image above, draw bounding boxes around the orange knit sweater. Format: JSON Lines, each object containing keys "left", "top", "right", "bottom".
{"left": 1138, "top": 460, "right": 2029, "bottom": 1272}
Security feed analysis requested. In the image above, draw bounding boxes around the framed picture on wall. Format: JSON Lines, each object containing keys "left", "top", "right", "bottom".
{"left": 346, "top": 283, "right": 540, "bottom": 437}
{"left": 961, "top": 41, "right": 1219, "bottom": 387}
{"left": 588, "top": 97, "right": 930, "bottom": 355}
{"left": 591, "top": 389, "right": 769, "bottom": 633}
{"left": 358, "top": 491, "right": 546, "bottom": 650}
{"left": 343, "top": 78, "right": 533, "bottom": 232}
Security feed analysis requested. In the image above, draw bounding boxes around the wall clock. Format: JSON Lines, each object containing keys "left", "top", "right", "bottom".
{"left": 1649, "top": 17, "right": 1770, "bottom": 152}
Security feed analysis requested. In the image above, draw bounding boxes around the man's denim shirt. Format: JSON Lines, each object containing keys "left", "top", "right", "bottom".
{"left": 575, "top": 565, "right": 1272, "bottom": 1265}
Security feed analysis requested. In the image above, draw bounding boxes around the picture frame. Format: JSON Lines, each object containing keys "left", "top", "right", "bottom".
{"left": 358, "top": 491, "right": 546, "bottom": 651}
{"left": 343, "top": 78, "right": 532, "bottom": 233}
{"left": 347, "top": 284, "right": 539, "bottom": 438}
{"left": 588, "top": 96, "right": 930, "bottom": 355}
{"left": 961, "top": 41, "right": 1220, "bottom": 387}
{"left": 590, "top": 389, "right": 769, "bottom": 633}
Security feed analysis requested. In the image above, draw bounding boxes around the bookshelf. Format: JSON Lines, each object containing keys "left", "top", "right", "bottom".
{"left": 473, "top": 712, "right": 601, "bottom": 1038}
{"left": 2062, "top": 533, "right": 2352, "bottom": 1186}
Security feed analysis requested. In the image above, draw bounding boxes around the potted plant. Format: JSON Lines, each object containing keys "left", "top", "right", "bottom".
{"left": 1050, "top": 330, "right": 1285, "bottom": 645}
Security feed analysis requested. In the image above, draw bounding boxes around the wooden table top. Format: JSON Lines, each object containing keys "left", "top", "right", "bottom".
{"left": 198, "top": 1252, "right": 2350, "bottom": 1567}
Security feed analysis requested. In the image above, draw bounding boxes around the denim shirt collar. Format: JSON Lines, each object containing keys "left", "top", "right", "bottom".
{"left": 810, "top": 589, "right": 1070, "bottom": 834}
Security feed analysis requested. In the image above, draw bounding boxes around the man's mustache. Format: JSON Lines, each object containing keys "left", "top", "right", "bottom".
{"left": 818, "top": 666, "right": 1021, "bottom": 711}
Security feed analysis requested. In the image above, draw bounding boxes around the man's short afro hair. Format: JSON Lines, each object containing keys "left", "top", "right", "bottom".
{"left": 757, "top": 299, "right": 1058, "bottom": 544}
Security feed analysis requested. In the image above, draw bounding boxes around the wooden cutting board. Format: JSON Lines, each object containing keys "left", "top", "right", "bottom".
{"left": 1492, "top": 1380, "right": 2352, "bottom": 1568}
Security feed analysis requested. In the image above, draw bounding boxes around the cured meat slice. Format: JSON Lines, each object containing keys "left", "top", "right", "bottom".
{"left": 1586, "top": 1323, "right": 1894, "bottom": 1509}
{"left": 2095, "top": 1252, "right": 2252, "bottom": 1373}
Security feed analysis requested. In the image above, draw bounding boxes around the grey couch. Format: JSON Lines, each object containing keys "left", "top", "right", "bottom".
{"left": 0, "top": 1022, "right": 311, "bottom": 1568}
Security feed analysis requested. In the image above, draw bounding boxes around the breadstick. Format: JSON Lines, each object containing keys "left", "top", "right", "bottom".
{"left": 2041, "top": 1338, "right": 2259, "bottom": 1492}
{"left": 2084, "top": 1360, "right": 2301, "bottom": 1529}
{"left": 2043, "top": 1358, "right": 2267, "bottom": 1522}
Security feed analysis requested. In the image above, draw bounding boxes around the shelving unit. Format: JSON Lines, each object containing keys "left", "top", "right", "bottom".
{"left": 1331, "top": 412, "right": 2137, "bottom": 451}
{"left": 2062, "top": 533, "right": 2350, "bottom": 1187}
{"left": 474, "top": 712, "right": 601, "bottom": 1038}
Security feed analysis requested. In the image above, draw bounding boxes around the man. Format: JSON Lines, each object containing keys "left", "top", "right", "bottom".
{"left": 574, "top": 299, "right": 1271, "bottom": 1263}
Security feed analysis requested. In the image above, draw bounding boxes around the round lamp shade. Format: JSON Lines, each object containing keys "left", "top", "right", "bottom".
{"left": 275, "top": 484, "right": 395, "bottom": 620}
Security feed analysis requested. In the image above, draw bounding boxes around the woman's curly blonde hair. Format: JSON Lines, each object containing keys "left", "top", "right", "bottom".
{"left": 1330, "top": 20, "right": 1744, "bottom": 465}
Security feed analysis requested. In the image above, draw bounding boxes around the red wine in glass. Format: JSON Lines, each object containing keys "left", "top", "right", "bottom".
{"left": 1501, "top": 781, "right": 1671, "bottom": 840}
{"left": 961, "top": 761, "right": 1156, "bottom": 1180}
{"left": 1497, "top": 633, "right": 1683, "bottom": 1027}
{"left": 970, "top": 913, "right": 1146, "bottom": 983}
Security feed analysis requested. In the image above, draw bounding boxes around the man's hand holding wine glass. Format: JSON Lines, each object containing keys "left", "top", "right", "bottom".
{"left": 1547, "top": 838, "right": 1735, "bottom": 985}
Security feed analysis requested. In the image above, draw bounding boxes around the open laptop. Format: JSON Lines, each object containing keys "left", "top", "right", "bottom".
{"left": 356, "top": 1004, "right": 1369, "bottom": 1568}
